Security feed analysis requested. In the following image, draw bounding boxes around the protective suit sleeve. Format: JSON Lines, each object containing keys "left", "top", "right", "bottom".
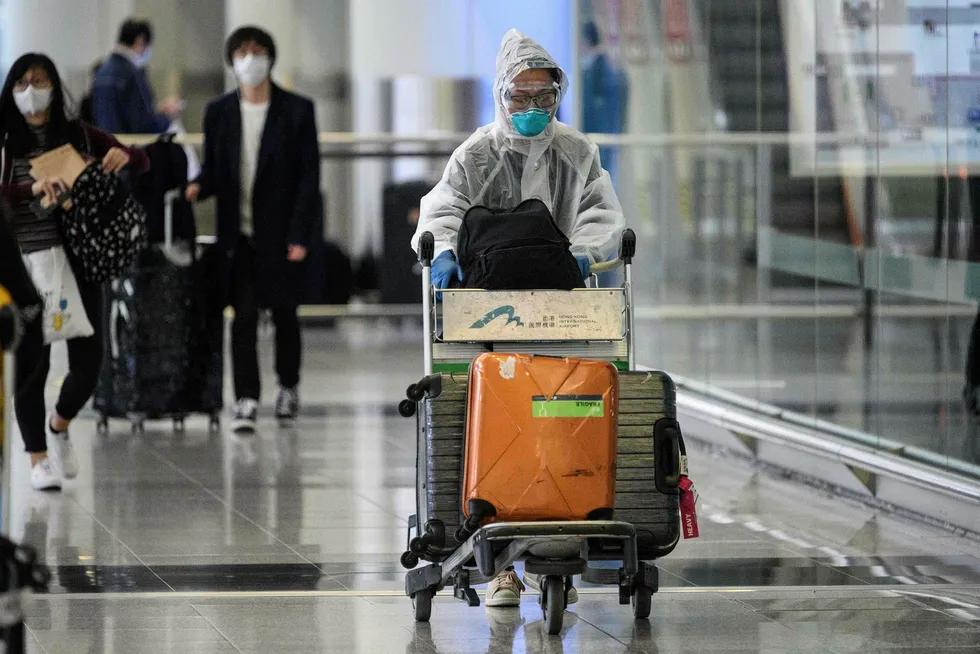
{"left": 412, "top": 153, "right": 473, "bottom": 259}
{"left": 568, "top": 146, "right": 625, "bottom": 263}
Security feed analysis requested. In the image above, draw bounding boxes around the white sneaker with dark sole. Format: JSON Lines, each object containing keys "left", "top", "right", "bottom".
{"left": 231, "top": 398, "right": 258, "bottom": 433}
{"left": 31, "top": 458, "right": 61, "bottom": 492}
{"left": 486, "top": 569, "right": 525, "bottom": 608}
{"left": 46, "top": 413, "right": 78, "bottom": 479}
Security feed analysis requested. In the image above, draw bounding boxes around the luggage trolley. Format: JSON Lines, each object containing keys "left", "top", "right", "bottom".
{"left": 398, "top": 230, "right": 686, "bottom": 634}
{"left": 2, "top": 290, "right": 53, "bottom": 653}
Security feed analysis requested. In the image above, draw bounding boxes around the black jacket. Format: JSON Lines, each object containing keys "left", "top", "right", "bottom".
{"left": 194, "top": 84, "right": 321, "bottom": 308}
{"left": 0, "top": 209, "right": 40, "bottom": 311}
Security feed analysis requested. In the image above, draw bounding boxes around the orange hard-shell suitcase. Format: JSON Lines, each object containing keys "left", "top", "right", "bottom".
{"left": 461, "top": 353, "right": 618, "bottom": 526}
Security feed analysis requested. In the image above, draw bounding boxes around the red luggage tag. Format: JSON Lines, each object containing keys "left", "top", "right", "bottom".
{"left": 678, "top": 464, "right": 700, "bottom": 540}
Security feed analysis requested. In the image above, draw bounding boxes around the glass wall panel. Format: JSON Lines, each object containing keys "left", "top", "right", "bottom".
{"left": 576, "top": 0, "right": 980, "bottom": 475}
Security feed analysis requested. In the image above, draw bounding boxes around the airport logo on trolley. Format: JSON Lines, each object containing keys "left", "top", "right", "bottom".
{"left": 469, "top": 306, "right": 525, "bottom": 329}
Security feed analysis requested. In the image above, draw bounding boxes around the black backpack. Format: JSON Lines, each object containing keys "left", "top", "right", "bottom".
{"left": 59, "top": 163, "right": 148, "bottom": 283}
{"left": 133, "top": 133, "right": 196, "bottom": 244}
{"left": 455, "top": 198, "right": 584, "bottom": 291}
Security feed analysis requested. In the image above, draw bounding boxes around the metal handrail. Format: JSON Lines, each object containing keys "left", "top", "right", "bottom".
{"left": 672, "top": 371, "right": 980, "bottom": 482}
{"left": 675, "top": 388, "right": 980, "bottom": 503}
{"left": 114, "top": 130, "right": 971, "bottom": 148}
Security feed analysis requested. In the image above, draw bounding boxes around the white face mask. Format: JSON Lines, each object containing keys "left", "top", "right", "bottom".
{"left": 13, "top": 85, "right": 53, "bottom": 116}
{"left": 233, "top": 54, "right": 270, "bottom": 88}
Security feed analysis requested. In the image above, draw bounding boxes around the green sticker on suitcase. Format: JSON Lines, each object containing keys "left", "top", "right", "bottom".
{"left": 531, "top": 395, "right": 604, "bottom": 418}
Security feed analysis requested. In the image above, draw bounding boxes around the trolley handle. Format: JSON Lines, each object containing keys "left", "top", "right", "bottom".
{"left": 620, "top": 228, "right": 636, "bottom": 263}
{"left": 589, "top": 228, "right": 637, "bottom": 274}
{"left": 418, "top": 232, "right": 435, "bottom": 268}
{"left": 418, "top": 232, "right": 435, "bottom": 377}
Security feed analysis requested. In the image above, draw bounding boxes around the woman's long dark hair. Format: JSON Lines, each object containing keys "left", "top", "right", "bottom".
{"left": 0, "top": 53, "right": 76, "bottom": 157}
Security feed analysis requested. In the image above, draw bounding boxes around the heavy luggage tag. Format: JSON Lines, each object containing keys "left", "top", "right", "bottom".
{"left": 678, "top": 455, "right": 700, "bottom": 539}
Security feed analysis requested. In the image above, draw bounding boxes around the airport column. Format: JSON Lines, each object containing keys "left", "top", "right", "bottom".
{"left": 0, "top": 0, "right": 105, "bottom": 96}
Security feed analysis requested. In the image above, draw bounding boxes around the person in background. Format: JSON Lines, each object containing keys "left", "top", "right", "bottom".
{"left": 185, "top": 26, "right": 321, "bottom": 434}
{"left": 410, "top": 29, "right": 625, "bottom": 608}
{"left": 580, "top": 21, "right": 629, "bottom": 185}
{"left": 92, "top": 17, "right": 184, "bottom": 134}
{"left": 960, "top": 178, "right": 980, "bottom": 421}
{"left": 0, "top": 53, "right": 148, "bottom": 491}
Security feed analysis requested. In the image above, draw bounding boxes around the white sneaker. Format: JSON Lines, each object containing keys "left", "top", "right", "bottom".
{"left": 486, "top": 569, "right": 525, "bottom": 608}
{"left": 30, "top": 458, "right": 61, "bottom": 492}
{"left": 46, "top": 414, "right": 78, "bottom": 479}
{"left": 232, "top": 398, "right": 258, "bottom": 433}
{"left": 523, "top": 572, "right": 579, "bottom": 605}
{"left": 275, "top": 386, "right": 299, "bottom": 424}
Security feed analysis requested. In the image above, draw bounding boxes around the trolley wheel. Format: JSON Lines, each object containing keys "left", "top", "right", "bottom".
{"left": 409, "top": 536, "right": 427, "bottom": 555}
{"left": 173, "top": 417, "right": 185, "bottom": 433}
{"left": 400, "top": 551, "right": 420, "bottom": 569}
{"left": 412, "top": 588, "right": 433, "bottom": 622}
{"left": 208, "top": 415, "right": 221, "bottom": 435}
{"left": 543, "top": 576, "right": 565, "bottom": 635}
{"left": 398, "top": 399, "right": 417, "bottom": 418}
{"left": 406, "top": 383, "right": 425, "bottom": 402}
{"left": 96, "top": 417, "right": 109, "bottom": 435}
{"left": 632, "top": 585, "right": 652, "bottom": 619}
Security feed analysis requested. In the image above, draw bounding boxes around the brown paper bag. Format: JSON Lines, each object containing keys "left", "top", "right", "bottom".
{"left": 29, "top": 144, "right": 89, "bottom": 188}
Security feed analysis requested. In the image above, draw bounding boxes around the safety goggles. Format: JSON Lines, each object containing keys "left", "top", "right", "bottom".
{"left": 503, "top": 82, "right": 560, "bottom": 112}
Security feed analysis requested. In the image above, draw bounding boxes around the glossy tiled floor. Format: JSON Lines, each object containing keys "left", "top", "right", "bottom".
{"left": 4, "top": 325, "right": 980, "bottom": 653}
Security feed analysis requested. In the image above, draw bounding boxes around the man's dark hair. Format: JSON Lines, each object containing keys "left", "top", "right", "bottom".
{"left": 225, "top": 26, "right": 277, "bottom": 67}
{"left": 118, "top": 18, "right": 153, "bottom": 47}
{"left": 583, "top": 22, "right": 601, "bottom": 49}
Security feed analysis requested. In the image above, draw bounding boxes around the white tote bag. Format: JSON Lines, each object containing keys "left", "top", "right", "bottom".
{"left": 21, "top": 246, "right": 95, "bottom": 344}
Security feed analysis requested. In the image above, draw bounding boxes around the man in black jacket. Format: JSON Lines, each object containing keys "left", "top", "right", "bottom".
{"left": 186, "top": 26, "right": 321, "bottom": 433}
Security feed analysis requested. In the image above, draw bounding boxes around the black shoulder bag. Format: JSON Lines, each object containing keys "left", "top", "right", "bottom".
{"left": 455, "top": 199, "right": 584, "bottom": 291}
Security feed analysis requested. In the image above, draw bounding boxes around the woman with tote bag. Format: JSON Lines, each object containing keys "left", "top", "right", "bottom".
{"left": 0, "top": 53, "right": 148, "bottom": 491}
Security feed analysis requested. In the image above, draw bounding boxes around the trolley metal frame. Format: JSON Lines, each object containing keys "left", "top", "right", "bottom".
{"left": 400, "top": 230, "right": 662, "bottom": 634}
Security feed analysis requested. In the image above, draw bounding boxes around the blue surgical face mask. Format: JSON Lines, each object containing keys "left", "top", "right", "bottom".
{"left": 133, "top": 47, "right": 152, "bottom": 69}
{"left": 510, "top": 108, "right": 551, "bottom": 137}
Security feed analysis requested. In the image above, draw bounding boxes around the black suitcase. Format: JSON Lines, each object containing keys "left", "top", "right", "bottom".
{"left": 93, "top": 240, "right": 223, "bottom": 433}
{"left": 308, "top": 240, "right": 353, "bottom": 305}
{"left": 380, "top": 181, "right": 433, "bottom": 304}
{"left": 410, "top": 369, "right": 681, "bottom": 562}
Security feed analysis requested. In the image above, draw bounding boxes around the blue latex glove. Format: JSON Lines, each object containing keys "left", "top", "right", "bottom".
{"left": 575, "top": 255, "right": 592, "bottom": 280}
{"left": 431, "top": 250, "right": 463, "bottom": 297}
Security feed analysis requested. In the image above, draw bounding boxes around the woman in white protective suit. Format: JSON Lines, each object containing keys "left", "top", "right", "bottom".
{"left": 411, "top": 28, "right": 625, "bottom": 294}
{"left": 411, "top": 30, "right": 625, "bottom": 608}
